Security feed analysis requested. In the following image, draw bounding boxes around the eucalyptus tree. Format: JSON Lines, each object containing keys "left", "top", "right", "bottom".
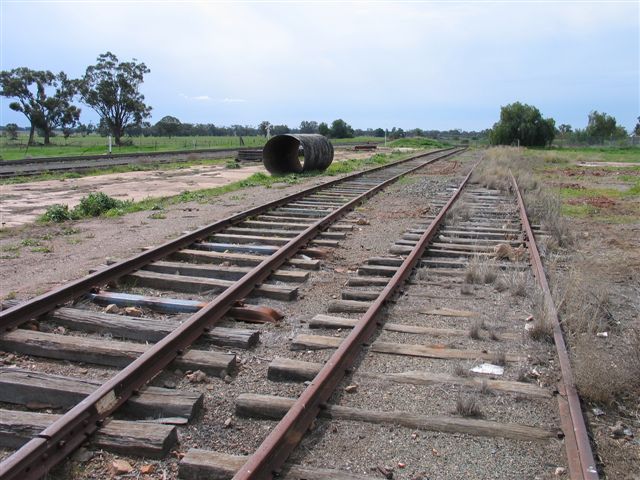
{"left": 80, "top": 52, "right": 151, "bottom": 145}
{"left": 0, "top": 68, "right": 80, "bottom": 145}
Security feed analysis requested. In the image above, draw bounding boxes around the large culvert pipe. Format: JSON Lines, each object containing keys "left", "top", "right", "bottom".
{"left": 262, "top": 134, "right": 334, "bottom": 174}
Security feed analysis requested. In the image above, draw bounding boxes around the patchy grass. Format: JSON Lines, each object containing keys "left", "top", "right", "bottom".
{"left": 1, "top": 134, "right": 382, "bottom": 161}
{"left": 388, "top": 137, "right": 448, "bottom": 149}
{"left": 525, "top": 146, "right": 640, "bottom": 165}
{"left": 34, "top": 151, "right": 413, "bottom": 224}
{"left": 1, "top": 157, "right": 229, "bottom": 185}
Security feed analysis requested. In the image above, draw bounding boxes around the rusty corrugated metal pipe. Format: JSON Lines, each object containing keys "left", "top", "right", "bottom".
{"left": 262, "top": 134, "right": 334, "bottom": 174}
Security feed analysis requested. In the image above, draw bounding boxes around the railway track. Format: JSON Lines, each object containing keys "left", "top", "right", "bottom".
{"left": 0, "top": 147, "right": 462, "bottom": 478}
{"left": 195, "top": 164, "right": 597, "bottom": 480}
{"left": 0, "top": 148, "right": 597, "bottom": 479}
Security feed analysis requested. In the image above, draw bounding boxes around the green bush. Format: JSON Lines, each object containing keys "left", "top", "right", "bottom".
{"left": 75, "top": 192, "right": 127, "bottom": 217}
{"left": 41, "top": 204, "right": 74, "bottom": 222}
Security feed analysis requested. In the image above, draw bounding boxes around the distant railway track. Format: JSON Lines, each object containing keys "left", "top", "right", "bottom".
{"left": 0, "top": 142, "right": 380, "bottom": 178}
{"left": 0, "top": 147, "right": 461, "bottom": 479}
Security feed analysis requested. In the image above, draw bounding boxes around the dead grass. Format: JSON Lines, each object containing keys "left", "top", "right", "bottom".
{"left": 491, "top": 352, "right": 507, "bottom": 366}
{"left": 554, "top": 265, "right": 614, "bottom": 336}
{"left": 473, "top": 147, "right": 572, "bottom": 247}
{"left": 573, "top": 329, "right": 640, "bottom": 405}
{"left": 455, "top": 395, "right": 483, "bottom": 417}
{"left": 529, "top": 290, "right": 554, "bottom": 343}
{"left": 524, "top": 187, "right": 573, "bottom": 247}
{"left": 445, "top": 198, "right": 471, "bottom": 224}
{"left": 454, "top": 364, "right": 469, "bottom": 377}
{"left": 469, "top": 321, "right": 481, "bottom": 340}
{"left": 464, "top": 256, "right": 499, "bottom": 284}
{"left": 550, "top": 261, "right": 640, "bottom": 406}
{"left": 497, "top": 270, "right": 531, "bottom": 297}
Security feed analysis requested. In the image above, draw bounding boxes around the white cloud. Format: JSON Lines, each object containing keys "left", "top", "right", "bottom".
{"left": 179, "top": 93, "right": 211, "bottom": 102}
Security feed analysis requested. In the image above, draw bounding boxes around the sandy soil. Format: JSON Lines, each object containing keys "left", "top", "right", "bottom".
{"left": 0, "top": 150, "right": 374, "bottom": 228}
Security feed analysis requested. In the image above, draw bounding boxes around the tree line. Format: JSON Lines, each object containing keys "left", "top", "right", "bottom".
{"left": 490, "top": 102, "right": 637, "bottom": 147}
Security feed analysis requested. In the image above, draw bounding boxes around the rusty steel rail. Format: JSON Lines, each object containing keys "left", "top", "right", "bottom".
{"left": 0, "top": 147, "right": 465, "bottom": 480}
{"left": 232, "top": 164, "right": 477, "bottom": 480}
{"left": 510, "top": 171, "right": 598, "bottom": 480}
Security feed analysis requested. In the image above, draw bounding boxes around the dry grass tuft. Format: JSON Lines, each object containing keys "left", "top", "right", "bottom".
{"left": 469, "top": 321, "right": 481, "bottom": 340}
{"left": 455, "top": 396, "right": 483, "bottom": 417}
{"left": 460, "top": 284, "right": 474, "bottom": 295}
{"left": 499, "top": 270, "right": 531, "bottom": 297}
{"left": 529, "top": 290, "right": 554, "bottom": 343}
{"left": 488, "top": 329, "right": 500, "bottom": 341}
{"left": 445, "top": 198, "right": 472, "bottom": 224}
{"left": 414, "top": 268, "right": 429, "bottom": 282}
{"left": 524, "top": 187, "right": 573, "bottom": 247}
{"left": 478, "top": 381, "right": 494, "bottom": 396}
{"left": 491, "top": 351, "right": 507, "bottom": 366}
{"left": 454, "top": 364, "right": 468, "bottom": 377}
{"left": 555, "top": 265, "right": 614, "bottom": 336}
{"left": 573, "top": 330, "right": 640, "bottom": 405}
{"left": 465, "top": 257, "right": 499, "bottom": 285}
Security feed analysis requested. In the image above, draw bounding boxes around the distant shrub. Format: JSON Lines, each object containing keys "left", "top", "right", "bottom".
{"left": 75, "top": 192, "right": 128, "bottom": 217}
{"left": 41, "top": 204, "right": 74, "bottom": 223}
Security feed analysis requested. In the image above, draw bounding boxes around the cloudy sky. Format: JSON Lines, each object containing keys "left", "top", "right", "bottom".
{"left": 1, "top": 1, "right": 638, "bottom": 131}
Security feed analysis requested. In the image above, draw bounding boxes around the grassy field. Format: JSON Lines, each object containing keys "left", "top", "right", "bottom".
{"left": 524, "top": 146, "right": 640, "bottom": 223}
{"left": 0, "top": 134, "right": 382, "bottom": 161}
{"left": 526, "top": 146, "right": 640, "bottom": 164}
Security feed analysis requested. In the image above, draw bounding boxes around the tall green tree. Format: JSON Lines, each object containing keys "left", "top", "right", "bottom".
{"left": 155, "top": 115, "right": 181, "bottom": 137}
{"left": 585, "top": 111, "right": 627, "bottom": 144}
{"left": 318, "top": 122, "right": 330, "bottom": 136}
{"left": 299, "top": 120, "right": 318, "bottom": 133}
{"left": 80, "top": 52, "right": 151, "bottom": 146}
{"left": 329, "top": 118, "right": 354, "bottom": 138}
{"left": 0, "top": 68, "right": 80, "bottom": 145}
{"left": 4, "top": 123, "right": 19, "bottom": 141}
{"left": 634, "top": 116, "right": 640, "bottom": 136}
{"left": 271, "top": 124, "right": 290, "bottom": 135}
{"left": 490, "top": 102, "right": 555, "bottom": 147}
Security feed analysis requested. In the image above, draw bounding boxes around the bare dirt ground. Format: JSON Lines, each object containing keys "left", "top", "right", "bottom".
{"left": 0, "top": 150, "right": 374, "bottom": 228}
{"left": 0, "top": 150, "right": 375, "bottom": 299}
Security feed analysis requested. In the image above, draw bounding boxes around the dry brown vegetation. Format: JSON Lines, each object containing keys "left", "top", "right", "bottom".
{"left": 528, "top": 290, "right": 554, "bottom": 343}
{"left": 552, "top": 262, "right": 640, "bottom": 405}
{"left": 464, "top": 256, "right": 499, "bottom": 284}
{"left": 444, "top": 197, "right": 472, "bottom": 224}
{"left": 495, "top": 270, "right": 531, "bottom": 297}
{"left": 455, "top": 395, "right": 482, "bottom": 418}
{"left": 472, "top": 147, "right": 572, "bottom": 247}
